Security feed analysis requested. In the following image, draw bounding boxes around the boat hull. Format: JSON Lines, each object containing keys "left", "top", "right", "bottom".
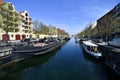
{"left": 12, "top": 41, "right": 61, "bottom": 55}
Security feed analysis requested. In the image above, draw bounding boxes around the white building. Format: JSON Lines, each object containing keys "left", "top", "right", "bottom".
{"left": 19, "top": 11, "right": 33, "bottom": 40}
{"left": 0, "top": 1, "right": 33, "bottom": 41}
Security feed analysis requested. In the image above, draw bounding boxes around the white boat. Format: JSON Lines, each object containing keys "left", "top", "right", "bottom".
{"left": 108, "top": 38, "right": 120, "bottom": 47}
{"left": 82, "top": 41, "right": 102, "bottom": 59}
{"left": 75, "top": 38, "right": 80, "bottom": 43}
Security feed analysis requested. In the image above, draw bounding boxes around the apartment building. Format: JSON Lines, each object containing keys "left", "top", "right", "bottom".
{"left": 0, "top": 1, "right": 33, "bottom": 41}
{"left": 0, "top": 2, "right": 21, "bottom": 41}
{"left": 96, "top": 3, "right": 120, "bottom": 35}
{"left": 19, "top": 11, "right": 33, "bottom": 40}
{"left": 114, "top": 3, "right": 120, "bottom": 19}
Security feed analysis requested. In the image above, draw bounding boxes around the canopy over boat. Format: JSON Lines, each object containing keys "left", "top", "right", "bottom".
{"left": 83, "top": 41, "right": 98, "bottom": 47}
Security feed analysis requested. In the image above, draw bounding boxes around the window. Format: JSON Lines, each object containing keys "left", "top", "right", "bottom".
{"left": 26, "top": 18, "right": 28, "bottom": 21}
{"left": 25, "top": 13, "right": 28, "bottom": 16}
{"left": 11, "top": 34, "right": 14, "bottom": 37}
{"left": 22, "top": 16, "right": 24, "bottom": 18}
{"left": 25, "top": 22, "right": 28, "bottom": 25}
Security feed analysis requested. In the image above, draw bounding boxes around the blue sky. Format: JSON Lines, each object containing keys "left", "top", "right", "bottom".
{"left": 5, "top": 0, "right": 120, "bottom": 34}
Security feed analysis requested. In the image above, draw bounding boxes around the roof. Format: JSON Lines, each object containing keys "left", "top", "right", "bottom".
{"left": 83, "top": 41, "right": 98, "bottom": 47}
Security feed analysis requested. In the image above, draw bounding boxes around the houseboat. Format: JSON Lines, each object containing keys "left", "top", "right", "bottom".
{"left": 12, "top": 38, "right": 61, "bottom": 55}
{"left": 0, "top": 41, "right": 13, "bottom": 66}
{"left": 82, "top": 40, "right": 102, "bottom": 59}
{"left": 0, "top": 38, "right": 62, "bottom": 67}
{"left": 108, "top": 38, "right": 120, "bottom": 48}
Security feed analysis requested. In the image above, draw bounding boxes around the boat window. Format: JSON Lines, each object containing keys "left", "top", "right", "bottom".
{"left": 87, "top": 46, "right": 90, "bottom": 51}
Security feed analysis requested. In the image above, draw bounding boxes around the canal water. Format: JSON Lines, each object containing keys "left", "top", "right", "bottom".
{"left": 0, "top": 38, "right": 119, "bottom": 80}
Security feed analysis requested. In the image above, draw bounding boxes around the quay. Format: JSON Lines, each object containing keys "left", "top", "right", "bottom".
{"left": 98, "top": 44, "right": 120, "bottom": 77}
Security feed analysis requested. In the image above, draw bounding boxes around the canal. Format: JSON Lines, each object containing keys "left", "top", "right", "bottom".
{"left": 0, "top": 38, "right": 119, "bottom": 80}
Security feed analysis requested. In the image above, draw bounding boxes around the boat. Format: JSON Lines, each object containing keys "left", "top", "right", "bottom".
{"left": 0, "top": 38, "right": 62, "bottom": 67}
{"left": 12, "top": 38, "right": 61, "bottom": 56}
{"left": 0, "top": 41, "right": 13, "bottom": 66}
{"left": 79, "top": 38, "right": 87, "bottom": 44}
{"left": 64, "top": 37, "right": 71, "bottom": 41}
{"left": 0, "top": 46, "right": 12, "bottom": 58}
{"left": 75, "top": 38, "right": 80, "bottom": 43}
{"left": 108, "top": 38, "right": 120, "bottom": 48}
{"left": 81, "top": 40, "right": 102, "bottom": 59}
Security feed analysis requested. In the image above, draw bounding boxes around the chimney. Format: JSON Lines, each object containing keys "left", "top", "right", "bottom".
{"left": 0, "top": 0, "right": 4, "bottom": 4}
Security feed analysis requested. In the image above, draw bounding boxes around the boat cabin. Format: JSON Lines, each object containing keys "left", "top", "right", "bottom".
{"left": 83, "top": 41, "right": 100, "bottom": 53}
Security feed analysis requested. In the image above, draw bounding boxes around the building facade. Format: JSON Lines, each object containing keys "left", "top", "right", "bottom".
{"left": 0, "top": 2, "right": 21, "bottom": 41}
{"left": 96, "top": 3, "right": 120, "bottom": 36}
{"left": 19, "top": 11, "right": 33, "bottom": 40}
{"left": 0, "top": 1, "right": 33, "bottom": 41}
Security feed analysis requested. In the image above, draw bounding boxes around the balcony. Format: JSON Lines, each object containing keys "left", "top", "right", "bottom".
{"left": 8, "top": 5, "right": 14, "bottom": 11}
{"left": 21, "top": 18, "right": 25, "bottom": 21}
{"left": 24, "top": 24, "right": 29, "bottom": 27}
{"left": 9, "top": 11, "right": 13, "bottom": 16}
{"left": 15, "top": 29, "right": 19, "bottom": 32}
{"left": 24, "top": 26, "right": 29, "bottom": 30}
{"left": 14, "top": 23, "right": 18, "bottom": 27}
{"left": 9, "top": 22, "right": 14, "bottom": 26}
{"left": 8, "top": 17, "right": 14, "bottom": 21}
{"left": 24, "top": 30, "right": 28, "bottom": 33}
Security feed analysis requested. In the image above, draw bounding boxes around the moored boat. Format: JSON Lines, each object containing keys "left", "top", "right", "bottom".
{"left": 0, "top": 42, "right": 13, "bottom": 66}
{"left": 108, "top": 38, "right": 120, "bottom": 48}
{"left": 12, "top": 38, "right": 61, "bottom": 55}
{"left": 82, "top": 40, "right": 102, "bottom": 59}
{"left": 75, "top": 38, "right": 80, "bottom": 43}
{"left": 64, "top": 37, "right": 71, "bottom": 41}
{"left": 0, "top": 38, "right": 62, "bottom": 67}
